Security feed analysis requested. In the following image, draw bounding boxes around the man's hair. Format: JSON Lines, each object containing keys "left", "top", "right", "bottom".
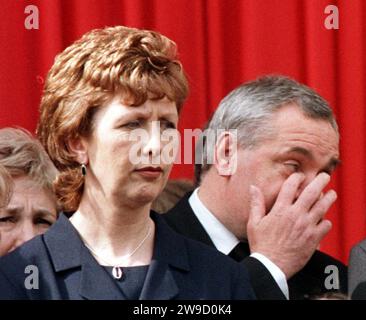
{"left": 0, "top": 128, "right": 58, "bottom": 192}
{"left": 195, "top": 75, "right": 338, "bottom": 184}
{"left": 0, "top": 164, "right": 12, "bottom": 208}
{"left": 36, "top": 26, "right": 189, "bottom": 212}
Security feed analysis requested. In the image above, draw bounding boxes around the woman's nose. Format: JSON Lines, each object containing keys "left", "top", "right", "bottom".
{"left": 14, "top": 221, "right": 37, "bottom": 247}
{"left": 142, "top": 122, "right": 162, "bottom": 158}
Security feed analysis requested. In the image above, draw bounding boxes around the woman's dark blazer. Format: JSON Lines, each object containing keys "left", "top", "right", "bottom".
{"left": 0, "top": 212, "right": 255, "bottom": 300}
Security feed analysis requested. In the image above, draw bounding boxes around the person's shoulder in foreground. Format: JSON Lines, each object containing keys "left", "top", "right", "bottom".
{"left": 348, "top": 238, "right": 366, "bottom": 298}
{"left": 288, "top": 249, "right": 347, "bottom": 299}
{"left": 0, "top": 212, "right": 256, "bottom": 300}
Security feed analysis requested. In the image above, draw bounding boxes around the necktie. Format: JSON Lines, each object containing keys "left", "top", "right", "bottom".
{"left": 228, "top": 242, "right": 250, "bottom": 262}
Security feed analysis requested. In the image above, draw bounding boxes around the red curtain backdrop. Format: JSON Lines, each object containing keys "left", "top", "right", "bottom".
{"left": 0, "top": 0, "right": 365, "bottom": 264}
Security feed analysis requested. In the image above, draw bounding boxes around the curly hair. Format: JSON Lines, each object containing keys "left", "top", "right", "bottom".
{"left": 36, "top": 26, "right": 189, "bottom": 212}
{"left": 0, "top": 128, "right": 58, "bottom": 191}
{"left": 0, "top": 164, "right": 12, "bottom": 208}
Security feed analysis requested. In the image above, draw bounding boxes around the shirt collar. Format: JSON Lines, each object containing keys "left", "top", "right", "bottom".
{"left": 188, "top": 188, "right": 239, "bottom": 255}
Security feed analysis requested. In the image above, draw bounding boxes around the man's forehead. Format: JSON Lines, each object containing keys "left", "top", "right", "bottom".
{"left": 272, "top": 108, "right": 338, "bottom": 144}
{"left": 272, "top": 104, "right": 337, "bottom": 129}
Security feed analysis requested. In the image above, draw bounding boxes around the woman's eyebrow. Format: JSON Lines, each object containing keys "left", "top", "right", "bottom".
{"left": 2, "top": 206, "right": 22, "bottom": 215}
{"left": 33, "top": 209, "right": 55, "bottom": 217}
{"left": 159, "top": 113, "right": 178, "bottom": 119}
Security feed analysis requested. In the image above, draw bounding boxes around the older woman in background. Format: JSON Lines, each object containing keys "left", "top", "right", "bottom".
{"left": 0, "top": 26, "right": 254, "bottom": 300}
{"left": 0, "top": 164, "right": 12, "bottom": 255}
{"left": 0, "top": 128, "right": 58, "bottom": 256}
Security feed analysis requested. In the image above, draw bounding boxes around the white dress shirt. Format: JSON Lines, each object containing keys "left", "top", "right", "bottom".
{"left": 189, "top": 188, "right": 289, "bottom": 299}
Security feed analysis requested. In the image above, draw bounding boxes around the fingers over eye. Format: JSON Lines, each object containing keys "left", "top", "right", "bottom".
{"left": 294, "top": 173, "right": 331, "bottom": 212}
{"left": 272, "top": 173, "right": 305, "bottom": 209}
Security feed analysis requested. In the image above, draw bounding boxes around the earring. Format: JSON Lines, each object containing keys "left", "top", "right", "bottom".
{"left": 81, "top": 164, "right": 87, "bottom": 176}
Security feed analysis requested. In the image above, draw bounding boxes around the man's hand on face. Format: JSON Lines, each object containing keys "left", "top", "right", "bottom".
{"left": 247, "top": 172, "right": 336, "bottom": 279}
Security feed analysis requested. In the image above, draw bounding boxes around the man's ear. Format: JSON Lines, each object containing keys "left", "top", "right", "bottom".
{"left": 213, "top": 131, "right": 238, "bottom": 176}
{"left": 67, "top": 137, "right": 89, "bottom": 165}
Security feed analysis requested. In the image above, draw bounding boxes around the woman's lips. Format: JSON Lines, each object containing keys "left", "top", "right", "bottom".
{"left": 134, "top": 166, "right": 163, "bottom": 178}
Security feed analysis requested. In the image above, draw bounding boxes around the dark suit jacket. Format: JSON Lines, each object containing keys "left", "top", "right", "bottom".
{"left": 0, "top": 212, "right": 255, "bottom": 300}
{"left": 163, "top": 193, "right": 348, "bottom": 300}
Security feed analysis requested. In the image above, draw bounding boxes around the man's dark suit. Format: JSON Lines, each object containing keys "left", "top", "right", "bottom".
{"left": 163, "top": 193, "right": 348, "bottom": 300}
{"left": 0, "top": 212, "right": 255, "bottom": 300}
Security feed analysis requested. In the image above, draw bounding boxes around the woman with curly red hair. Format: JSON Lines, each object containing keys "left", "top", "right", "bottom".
{"left": 0, "top": 26, "right": 254, "bottom": 300}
